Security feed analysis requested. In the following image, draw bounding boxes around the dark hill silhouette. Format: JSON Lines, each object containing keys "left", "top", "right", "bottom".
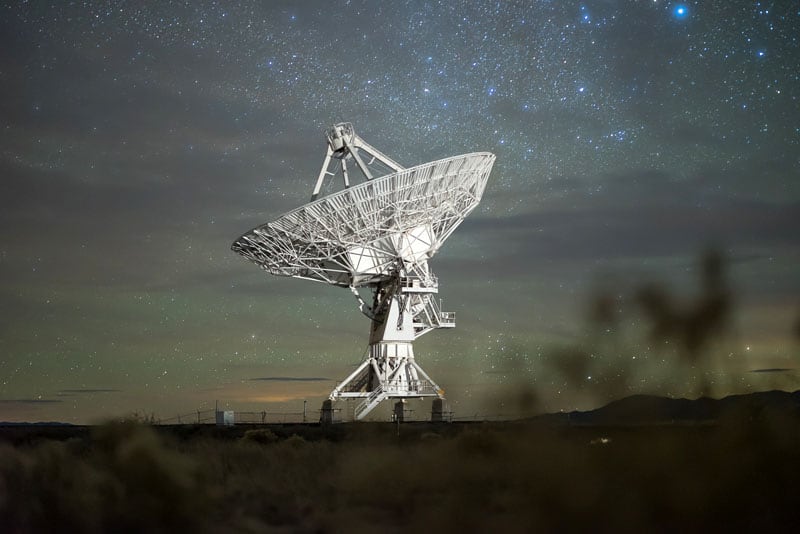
{"left": 2, "top": 390, "right": 799, "bottom": 431}
{"left": 0, "top": 421, "right": 74, "bottom": 426}
{"left": 540, "top": 389, "right": 800, "bottom": 426}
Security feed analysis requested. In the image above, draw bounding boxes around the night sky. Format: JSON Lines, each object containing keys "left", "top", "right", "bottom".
{"left": 1, "top": 1, "right": 798, "bottom": 423}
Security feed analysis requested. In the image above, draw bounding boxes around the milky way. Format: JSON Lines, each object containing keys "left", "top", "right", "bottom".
{"left": 1, "top": 1, "right": 798, "bottom": 422}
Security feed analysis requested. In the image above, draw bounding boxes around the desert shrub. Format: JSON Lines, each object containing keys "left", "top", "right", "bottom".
{"left": 282, "top": 433, "right": 307, "bottom": 448}
{"left": 3, "top": 408, "right": 800, "bottom": 531}
{"left": 241, "top": 428, "right": 278, "bottom": 444}
{"left": 0, "top": 421, "right": 214, "bottom": 534}
{"left": 454, "top": 425, "right": 502, "bottom": 456}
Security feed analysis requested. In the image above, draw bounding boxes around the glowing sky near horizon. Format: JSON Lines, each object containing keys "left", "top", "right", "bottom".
{"left": 0, "top": 1, "right": 798, "bottom": 422}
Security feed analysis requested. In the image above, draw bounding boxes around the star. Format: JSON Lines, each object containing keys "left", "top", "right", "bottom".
{"left": 673, "top": 4, "right": 689, "bottom": 19}
{"left": 0, "top": 0, "right": 795, "bottom": 422}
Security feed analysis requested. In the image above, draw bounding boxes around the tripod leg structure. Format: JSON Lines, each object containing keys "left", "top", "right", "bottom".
{"left": 330, "top": 290, "right": 444, "bottom": 420}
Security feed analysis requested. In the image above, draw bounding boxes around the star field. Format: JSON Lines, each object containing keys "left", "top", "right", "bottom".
{"left": 0, "top": 1, "right": 798, "bottom": 422}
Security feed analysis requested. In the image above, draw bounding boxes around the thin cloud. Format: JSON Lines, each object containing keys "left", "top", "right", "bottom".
{"left": 57, "top": 388, "right": 120, "bottom": 395}
{"left": 749, "top": 368, "right": 794, "bottom": 373}
{"left": 249, "top": 377, "right": 332, "bottom": 382}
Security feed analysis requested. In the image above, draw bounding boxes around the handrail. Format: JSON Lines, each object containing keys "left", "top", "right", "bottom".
{"left": 400, "top": 273, "right": 438, "bottom": 288}
{"left": 355, "top": 384, "right": 386, "bottom": 419}
{"left": 427, "top": 296, "right": 455, "bottom": 325}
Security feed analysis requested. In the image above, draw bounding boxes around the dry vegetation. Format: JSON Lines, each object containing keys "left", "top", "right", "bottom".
{"left": 1, "top": 413, "right": 800, "bottom": 532}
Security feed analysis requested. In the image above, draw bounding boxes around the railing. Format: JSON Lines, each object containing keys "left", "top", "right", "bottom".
{"left": 337, "top": 372, "right": 369, "bottom": 394}
{"left": 427, "top": 296, "right": 455, "bottom": 327}
{"left": 400, "top": 273, "right": 438, "bottom": 288}
{"left": 440, "top": 310, "right": 455, "bottom": 323}
{"left": 398, "top": 378, "right": 438, "bottom": 396}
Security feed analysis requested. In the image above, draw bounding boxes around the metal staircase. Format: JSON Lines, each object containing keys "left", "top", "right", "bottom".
{"left": 354, "top": 384, "right": 387, "bottom": 420}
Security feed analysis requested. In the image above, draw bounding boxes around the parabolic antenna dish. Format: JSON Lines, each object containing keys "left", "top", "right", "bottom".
{"left": 232, "top": 123, "right": 494, "bottom": 420}
{"left": 232, "top": 152, "right": 494, "bottom": 288}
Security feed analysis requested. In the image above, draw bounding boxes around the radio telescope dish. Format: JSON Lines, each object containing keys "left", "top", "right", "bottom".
{"left": 233, "top": 123, "right": 494, "bottom": 420}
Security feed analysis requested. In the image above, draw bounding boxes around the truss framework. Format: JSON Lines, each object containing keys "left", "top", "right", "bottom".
{"left": 232, "top": 123, "right": 494, "bottom": 419}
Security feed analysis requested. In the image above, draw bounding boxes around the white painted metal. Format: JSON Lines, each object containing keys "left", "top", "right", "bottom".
{"left": 232, "top": 123, "right": 494, "bottom": 420}
{"left": 311, "top": 122, "right": 403, "bottom": 200}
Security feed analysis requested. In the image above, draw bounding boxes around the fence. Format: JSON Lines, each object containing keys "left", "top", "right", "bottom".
{"left": 156, "top": 409, "right": 313, "bottom": 425}
{"left": 153, "top": 407, "right": 522, "bottom": 426}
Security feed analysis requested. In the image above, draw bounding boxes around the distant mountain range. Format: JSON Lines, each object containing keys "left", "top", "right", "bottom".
{"left": 539, "top": 389, "right": 800, "bottom": 426}
{"left": 0, "top": 421, "right": 75, "bottom": 427}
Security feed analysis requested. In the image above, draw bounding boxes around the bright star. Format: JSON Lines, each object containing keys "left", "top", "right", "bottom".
{"left": 673, "top": 4, "right": 688, "bottom": 19}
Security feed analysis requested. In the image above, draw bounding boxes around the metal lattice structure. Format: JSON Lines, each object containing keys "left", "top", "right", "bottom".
{"left": 232, "top": 123, "right": 494, "bottom": 420}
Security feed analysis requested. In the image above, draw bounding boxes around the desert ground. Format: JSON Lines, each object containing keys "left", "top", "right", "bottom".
{"left": 2, "top": 392, "right": 799, "bottom": 533}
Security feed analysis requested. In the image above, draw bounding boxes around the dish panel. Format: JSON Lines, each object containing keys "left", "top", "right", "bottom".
{"left": 232, "top": 152, "right": 495, "bottom": 287}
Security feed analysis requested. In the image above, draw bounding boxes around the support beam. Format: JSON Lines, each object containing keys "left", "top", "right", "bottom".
{"left": 311, "top": 146, "right": 334, "bottom": 201}
{"left": 310, "top": 123, "right": 405, "bottom": 201}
